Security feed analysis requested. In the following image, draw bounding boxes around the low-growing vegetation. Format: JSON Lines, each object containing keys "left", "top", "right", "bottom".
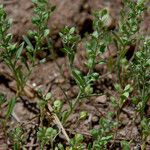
{"left": 0, "top": 0, "right": 149, "bottom": 149}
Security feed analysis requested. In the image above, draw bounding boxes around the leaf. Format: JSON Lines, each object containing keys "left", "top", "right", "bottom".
{"left": 112, "top": 31, "right": 124, "bottom": 46}
{"left": 99, "top": 44, "right": 106, "bottom": 53}
{"left": 16, "top": 66, "right": 25, "bottom": 85}
{"left": 44, "top": 29, "right": 50, "bottom": 37}
{"left": 69, "top": 27, "right": 75, "bottom": 34}
{"left": 100, "top": 135, "right": 112, "bottom": 142}
{"left": 45, "top": 92, "right": 52, "bottom": 100}
{"left": 114, "top": 84, "right": 121, "bottom": 92}
{"left": 121, "top": 141, "right": 130, "bottom": 150}
{"left": 92, "top": 31, "right": 99, "bottom": 38}
{"left": 101, "top": 9, "right": 108, "bottom": 17}
{"left": 74, "top": 134, "right": 84, "bottom": 143}
{"left": 0, "top": 93, "right": 7, "bottom": 106}
{"left": 16, "top": 42, "right": 24, "bottom": 59}
{"left": 98, "top": 60, "right": 106, "bottom": 65}
{"left": 39, "top": 58, "right": 46, "bottom": 64}
{"left": 123, "top": 91, "right": 129, "bottom": 98}
{"left": 23, "top": 35, "right": 34, "bottom": 50}
{"left": 124, "top": 84, "right": 131, "bottom": 91}
{"left": 6, "top": 97, "right": 16, "bottom": 119}
{"left": 72, "top": 69, "right": 85, "bottom": 88}
{"left": 61, "top": 111, "right": 68, "bottom": 123}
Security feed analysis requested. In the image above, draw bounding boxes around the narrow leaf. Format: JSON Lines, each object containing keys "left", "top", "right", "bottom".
{"left": 16, "top": 42, "right": 24, "bottom": 59}
{"left": 23, "top": 35, "right": 34, "bottom": 50}
{"left": 72, "top": 69, "right": 85, "bottom": 88}
{"left": 6, "top": 97, "right": 16, "bottom": 119}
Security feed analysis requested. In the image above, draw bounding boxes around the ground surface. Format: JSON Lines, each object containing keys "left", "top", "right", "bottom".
{"left": 0, "top": 0, "right": 150, "bottom": 149}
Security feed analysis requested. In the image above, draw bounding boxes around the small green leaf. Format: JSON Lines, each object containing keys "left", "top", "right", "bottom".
{"left": 92, "top": 31, "right": 99, "bottom": 38}
{"left": 0, "top": 93, "right": 7, "bottom": 106}
{"left": 74, "top": 134, "right": 84, "bottom": 143}
{"left": 121, "top": 141, "right": 130, "bottom": 150}
{"left": 23, "top": 36, "right": 34, "bottom": 50}
{"left": 124, "top": 84, "right": 131, "bottom": 91}
{"left": 39, "top": 58, "right": 46, "bottom": 64}
{"left": 98, "top": 60, "right": 106, "bottom": 65}
{"left": 44, "top": 29, "right": 50, "bottom": 37}
{"left": 61, "top": 111, "right": 68, "bottom": 123}
{"left": 72, "top": 69, "right": 85, "bottom": 88}
{"left": 16, "top": 42, "right": 24, "bottom": 59}
{"left": 123, "top": 91, "right": 129, "bottom": 98}
{"left": 79, "top": 111, "right": 88, "bottom": 120}
{"left": 69, "top": 27, "right": 75, "bottom": 34}
{"left": 53, "top": 100, "right": 63, "bottom": 111}
{"left": 114, "top": 84, "right": 121, "bottom": 92}
{"left": 45, "top": 92, "right": 52, "bottom": 100}
{"left": 6, "top": 97, "right": 16, "bottom": 119}
{"left": 84, "top": 85, "right": 93, "bottom": 95}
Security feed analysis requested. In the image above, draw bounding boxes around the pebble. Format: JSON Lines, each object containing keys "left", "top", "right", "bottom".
{"left": 95, "top": 95, "right": 107, "bottom": 104}
{"left": 92, "top": 115, "right": 99, "bottom": 123}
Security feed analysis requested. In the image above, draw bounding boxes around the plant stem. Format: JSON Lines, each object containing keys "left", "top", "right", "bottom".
{"left": 62, "top": 91, "right": 82, "bottom": 124}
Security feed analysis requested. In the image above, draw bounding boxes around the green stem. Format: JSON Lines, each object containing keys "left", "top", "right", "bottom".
{"left": 62, "top": 92, "right": 82, "bottom": 124}
{"left": 141, "top": 135, "right": 146, "bottom": 150}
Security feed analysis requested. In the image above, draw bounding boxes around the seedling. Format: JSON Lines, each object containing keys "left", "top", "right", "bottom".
{"left": 37, "top": 92, "right": 52, "bottom": 126}
{"left": 130, "top": 37, "right": 150, "bottom": 149}
{"left": 9, "top": 127, "right": 25, "bottom": 150}
{"left": 91, "top": 116, "right": 116, "bottom": 150}
{"left": 59, "top": 9, "right": 111, "bottom": 124}
{"left": 24, "top": 0, "right": 56, "bottom": 64}
{"left": 0, "top": 5, "right": 25, "bottom": 94}
{"left": 0, "top": 94, "right": 16, "bottom": 142}
{"left": 112, "top": 0, "right": 147, "bottom": 84}
{"left": 69, "top": 133, "right": 84, "bottom": 150}
{"left": 121, "top": 141, "right": 130, "bottom": 150}
{"left": 130, "top": 37, "right": 150, "bottom": 117}
{"left": 37, "top": 126, "right": 57, "bottom": 150}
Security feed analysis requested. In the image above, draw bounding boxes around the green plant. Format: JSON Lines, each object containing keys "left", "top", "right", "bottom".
{"left": 0, "top": 1, "right": 56, "bottom": 147}
{"left": 86, "top": 8, "right": 111, "bottom": 70}
{"left": 0, "top": 94, "right": 16, "bottom": 142}
{"left": 38, "top": 92, "right": 52, "bottom": 126}
{"left": 131, "top": 37, "right": 150, "bottom": 116}
{"left": 112, "top": 0, "right": 147, "bottom": 84}
{"left": 121, "top": 140, "right": 130, "bottom": 150}
{"left": 140, "top": 117, "right": 150, "bottom": 150}
{"left": 0, "top": 0, "right": 55, "bottom": 95}
{"left": 24, "top": 0, "right": 56, "bottom": 64}
{"left": 0, "top": 5, "right": 25, "bottom": 94}
{"left": 0, "top": 93, "right": 7, "bottom": 108}
{"left": 111, "top": 84, "right": 132, "bottom": 119}
{"left": 9, "top": 127, "right": 25, "bottom": 150}
{"left": 37, "top": 126, "right": 57, "bottom": 150}
{"left": 53, "top": 99, "right": 63, "bottom": 117}
{"left": 0, "top": 0, "right": 149, "bottom": 149}
{"left": 69, "top": 134, "right": 84, "bottom": 150}
{"left": 91, "top": 116, "right": 116, "bottom": 150}
{"left": 59, "top": 9, "right": 111, "bottom": 124}
{"left": 130, "top": 37, "right": 150, "bottom": 149}
{"left": 110, "top": 0, "right": 149, "bottom": 148}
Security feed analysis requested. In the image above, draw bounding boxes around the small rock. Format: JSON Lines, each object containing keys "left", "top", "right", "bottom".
{"left": 95, "top": 95, "right": 107, "bottom": 104}
{"left": 92, "top": 115, "right": 99, "bottom": 123}
{"left": 119, "top": 113, "right": 129, "bottom": 125}
{"left": 54, "top": 77, "right": 65, "bottom": 84}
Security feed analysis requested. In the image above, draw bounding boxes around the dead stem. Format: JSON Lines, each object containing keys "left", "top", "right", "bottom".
{"left": 47, "top": 103, "right": 70, "bottom": 143}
